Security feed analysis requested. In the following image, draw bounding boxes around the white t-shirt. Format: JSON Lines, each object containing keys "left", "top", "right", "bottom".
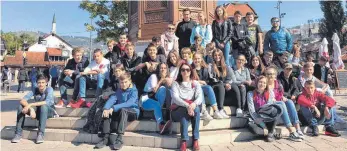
{"left": 84, "top": 58, "right": 110, "bottom": 80}
{"left": 144, "top": 74, "right": 159, "bottom": 93}
{"left": 169, "top": 66, "right": 179, "bottom": 80}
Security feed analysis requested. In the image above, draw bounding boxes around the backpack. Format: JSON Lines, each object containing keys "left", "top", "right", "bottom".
{"left": 83, "top": 96, "right": 107, "bottom": 134}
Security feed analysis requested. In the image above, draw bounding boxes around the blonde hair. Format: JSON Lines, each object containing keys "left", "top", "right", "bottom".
{"left": 215, "top": 6, "right": 228, "bottom": 20}
{"left": 107, "top": 40, "right": 116, "bottom": 46}
{"left": 181, "top": 47, "right": 192, "bottom": 55}
{"left": 119, "top": 72, "right": 131, "bottom": 81}
{"left": 72, "top": 47, "right": 84, "bottom": 55}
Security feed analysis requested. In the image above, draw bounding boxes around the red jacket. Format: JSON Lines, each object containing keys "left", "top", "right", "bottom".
{"left": 297, "top": 90, "right": 335, "bottom": 108}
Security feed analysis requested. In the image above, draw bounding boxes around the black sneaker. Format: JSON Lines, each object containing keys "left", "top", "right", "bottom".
{"left": 311, "top": 126, "right": 319, "bottom": 137}
{"left": 325, "top": 126, "right": 341, "bottom": 137}
{"left": 110, "top": 135, "right": 123, "bottom": 150}
{"left": 95, "top": 137, "right": 108, "bottom": 149}
{"left": 288, "top": 132, "right": 302, "bottom": 142}
{"left": 265, "top": 133, "right": 275, "bottom": 142}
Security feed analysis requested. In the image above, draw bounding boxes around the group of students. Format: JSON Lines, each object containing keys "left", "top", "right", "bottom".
{"left": 10, "top": 7, "right": 342, "bottom": 151}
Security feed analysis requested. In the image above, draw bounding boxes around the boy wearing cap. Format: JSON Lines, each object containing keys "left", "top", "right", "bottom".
{"left": 314, "top": 56, "right": 333, "bottom": 84}
{"left": 278, "top": 63, "right": 300, "bottom": 101}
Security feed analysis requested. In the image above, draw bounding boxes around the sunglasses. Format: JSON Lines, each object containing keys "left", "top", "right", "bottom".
{"left": 181, "top": 68, "right": 191, "bottom": 72}
{"left": 272, "top": 20, "right": 279, "bottom": 23}
{"left": 168, "top": 28, "right": 175, "bottom": 30}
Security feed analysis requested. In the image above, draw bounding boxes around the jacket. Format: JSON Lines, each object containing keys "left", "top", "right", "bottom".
{"left": 209, "top": 65, "right": 236, "bottom": 86}
{"left": 190, "top": 24, "right": 213, "bottom": 48}
{"left": 264, "top": 27, "right": 293, "bottom": 54}
{"left": 231, "top": 23, "right": 250, "bottom": 49}
{"left": 105, "top": 44, "right": 125, "bottom": 64}
{"left": 143, "top": 45, "right": 166, "bottom": 60}
{"left": 175, "top": 19, "right": 197, "bottom": 49}
{"left": 62, "top": 57, "right": 89, "bottom": 80}
{"left": 195, "top": 66, "right": 212, "bottom": 82}
{"left": 211, "top": 19, "right": 233, "bottom": 44}
{"left": 313, "top": 64, "right": 330, "bottom": 83}
{"left": 103, "top": 83, "right": 140, "bottom": 117}
{"left": 277, "top": 72, "right": 300, "bottom": 99}
{"left": 297, "top": 89, "right": 335, "bottom": 108}
{"left": 18, "top": 69, "right": 28, "bottom": 81}
{"left": 161, "top": 33, "right": 179, "bottom": 56}
{"left": 121, "top": 53, "right": 142, "bottom": 73}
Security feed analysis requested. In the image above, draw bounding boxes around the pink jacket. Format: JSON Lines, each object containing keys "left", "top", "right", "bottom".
{"left": 161, "top": 33, "right": 179, "bottom": 56}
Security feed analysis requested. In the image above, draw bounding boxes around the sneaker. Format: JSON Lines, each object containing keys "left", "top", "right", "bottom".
{"left": 236, "top": 108, "right": 243, "bottom": 118}
{"left": 95, "top": 137, "right": 108, "bottom": 149}
{"left": 288, "top": 132, "right": 302, "bottom": 142}
{"left": 11, "top": 134, "right": 22, "bottom": 143}
{"left": 180, "top": 141, "right": 187, "bottom": 151}
{"left": 110, "top": 135, "right": 123, "bottom": 150}
{"left": 213, "top": 110, "right": 223, "bottom": 119}
{"left": 159, "top": 120, "right": 172, "bottom": 135}
{"left": 70, "top": 98, "right": 86, "bottom": 108}
{"left": 297, "top": 130, "right": 305, "bottom": 140}
{"left": 311, "top": 126, "right": 319, "bottom": 137}
{"left": 325, "top": 126, "right": 341, "bottom": 137}
{"left": 201, "top": 110, "right": 213, "bottom": 126}
{"left": 35, "top": 132, "right": 44, "bottom": 144}
{"left": 66, "top": 100, "right": 75, "bottom": 108}
{"left": 193, "top": 140, "right": 200, "bottom": 151}
{"left": 265, "top": 132, "right": 275, "bottom": 142}
{"left": 85, "top": 102, "right": 93, "bottom": 108}
{"left": 54, "top": 100, "right": 66, "bottom": 108}
{"left": 219, "top": 110, "right": 229, "bottom": 118}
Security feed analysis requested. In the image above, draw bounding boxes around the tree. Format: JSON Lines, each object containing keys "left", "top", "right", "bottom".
{"left": 1, "top": 32, "right": 36, "bottom": 55}
{"left": 79, "top": 0, "right": 128, "bottom": 42}
{"left": 319, "top": 1, "right": 346, "bottom": 52}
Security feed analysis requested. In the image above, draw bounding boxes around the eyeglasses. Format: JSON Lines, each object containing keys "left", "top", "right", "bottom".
{"left": 181, "top": 68, "right": 191, "bottom": 72}
{"left": 168, "top": 28, "right": 175, "bottom": 30}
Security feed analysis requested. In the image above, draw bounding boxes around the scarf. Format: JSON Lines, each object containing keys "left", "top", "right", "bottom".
{"left": 117, "top": 44, "right": 126, "bottom": 52}
{"left": 165, "top": 32, "right": 175, "bottom": 42}
{"left": 253, "top": 90, "right": 269, "bottom": 110}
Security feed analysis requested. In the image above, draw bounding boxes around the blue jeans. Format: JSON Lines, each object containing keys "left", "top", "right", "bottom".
{"left": 15, "top": 105, "right": 54, "bottom": 135}
{"left": 284, "top": 100, "right": 300, "bottom": 125}
{"left": 171, "top": 106, "right": 200, "bottom": 141}
{"left": 300, "top": 105, "right": 334, "bottom": 127}
{"left": 201, "top": 85, "right": 217, "bottom": 106}
{"left": 216, "top": 41, "right": 231, "bottom": 66}
{"left": 59, "top": 76, "right": 73, "bottom": 103}
{"left": 142, "top": 86, "right": 167, "bottom": 124}
{"left": 274, "top": 101, "right": 292, "bottom": 127}
{"left": 78, "top": 74, "right": 106, "bottom": 98}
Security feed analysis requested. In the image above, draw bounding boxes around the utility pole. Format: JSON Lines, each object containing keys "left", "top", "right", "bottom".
{"left": 89, "top": 18, "right": 93, "bottom": 62}
{"left": 275, "top": 0, "right": 286, "bottom": 27}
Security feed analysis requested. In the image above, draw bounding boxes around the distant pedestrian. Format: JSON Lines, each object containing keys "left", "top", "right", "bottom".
{"left": 50, "top": 65, "right": 59, "bottom": 89}
{"left": 17, "top": 67, "right": 28, "bottom": 93}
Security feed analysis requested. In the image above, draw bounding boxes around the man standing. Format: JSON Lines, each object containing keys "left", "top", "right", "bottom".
{"left": 264, "top": 17, "right": 293, "bottom": 57}
{"left": 175, "top": 8, "right": 196, "bottom": 51}
{"left": 71, "top": 49, "right": 110, "bottom": 108}
{"left": 11, "top": 75, "right": 55, "bottom": 144}
{"left": 55, "top": 47, "right": 89, "bottom": 108}
{"left": 246, "top": 12, "right": 263, "bottom": 55}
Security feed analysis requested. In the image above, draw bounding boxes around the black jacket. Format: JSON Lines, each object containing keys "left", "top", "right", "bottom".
{"left": 143, "top": 45, "right": 166, "bottom": 61}
{"left": 212, "top": 19, "right": 233, "bottom": 44}
{"left": 104, "top": 45, "right": 125, "bottom": 64}
{"left": 62, "top": 57, "right": 89, "bottom": 80}
{"left": 196, "top": 66, "right": 212, "bottom": 83}
{"left": 231, "top": 23, "right": 250, "bottom": 49}
{"left": 313, "top": 64, "right": 330, "bottom": 83}
{"left": 277, "top": 71, "right": 299, "bottom": 99}
{"left": 18, "top": 69, "right": 28, "bottom": 81}
{"left": 175, "top": 19, "right": 196, "bottom": 49}
{"left": 122, "top": 53, "right": 142, "bottom": 73}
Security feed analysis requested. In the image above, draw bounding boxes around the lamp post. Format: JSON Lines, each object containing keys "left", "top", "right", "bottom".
{"left": 308, "top": 19, "right": 314, "bottom": 43}
{"left": 275, "top": 0, "right": 284, "bottom": 26}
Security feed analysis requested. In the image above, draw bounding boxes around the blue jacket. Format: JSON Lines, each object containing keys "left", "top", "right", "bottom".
{"left": 264, "top": 27, "right": 293, "bottom": 54}
{"left": 190, "top": 24, "right": 213, "bottom": 48}
{"left": 103, "top": 83, "right": 140, "bottom": 117}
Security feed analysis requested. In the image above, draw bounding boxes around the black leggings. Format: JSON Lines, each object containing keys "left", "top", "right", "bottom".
{"left": 102, "top": 108, "right": 137, "bottom": 136}
{"left": 225, "top": 83, "right": 245, "bottom": 110}
{"left": 212, "top": 83, "right": 225, "bottom": 110}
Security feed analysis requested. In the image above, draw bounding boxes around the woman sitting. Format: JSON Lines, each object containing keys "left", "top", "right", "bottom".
{"left": 167, "top": 51, "right": 183, "bottom": 80}
{"left": 171, "top": 63, "right": 203, "bottom": 151}
{"left": 210, "top": 49, "right": 239, "bottom": 119}
{"left": 142, "top": 63, "right": 172, "bottom": 134}
{"left": 233, "top": 55, "right": 253, "bottom": 117}
{"left": 192, "top": 53, "right": 221, "bottom": 121}
{"left": 248, "top": 55, "right": 265, "bottom": 82}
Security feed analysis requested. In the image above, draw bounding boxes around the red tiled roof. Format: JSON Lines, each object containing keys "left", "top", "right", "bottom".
{"left": 4, "top": 51, "right": 48, "bottom": 67}
{"left": 222, "top": 2, "right": 257, "bottom": 17}
{"left": 47, "top": 48, "right": 62, "bottom": 56}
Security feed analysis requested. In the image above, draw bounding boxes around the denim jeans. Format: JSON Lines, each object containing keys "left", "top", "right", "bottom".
{"left": 142, "top": 86, "right": 167, "bottom": 124}
{"left": 78, "top": 74, "right": 106, "bottom": 98}
{"left": 201, "top": 85, "right": 217, "bottom": 106}
{"left": 15, "top": 105, "right": 54, "bottom": 135}
{"left": 216, "top": 41, "right": 231, "bottom": 66}
{"left": 274, "top": 101, "right": 292, "bottom": 127}
{"left": 59, "top": 76, "right": 73, "bottom": 103}
{"left": 300, "top": 105, "right": 334, "bottom": 127}
{"left": 284, "top": 100, "right": 300, "bottom": 125}
{"left": 171, "top": 106, "right": 200, "bottom": 141}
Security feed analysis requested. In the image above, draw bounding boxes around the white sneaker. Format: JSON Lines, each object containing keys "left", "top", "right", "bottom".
{"left": 236, "top": 108, "right": 243, "bottom": 118}
{"left": 201, "top": 110, "right": 213, "bottom": 120}
{"left": 297, "top": 130, "right": 305, "bottom": 140}
{"left": 219, "top": 110, "right": 229, "bottom": 118}
{"left": 213, "top": 110, "right": 224, "bottom": 119}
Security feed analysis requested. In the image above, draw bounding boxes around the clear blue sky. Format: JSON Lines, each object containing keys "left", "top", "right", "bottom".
{"left": 1, "top": 1, "right": 344, "bottom": 38}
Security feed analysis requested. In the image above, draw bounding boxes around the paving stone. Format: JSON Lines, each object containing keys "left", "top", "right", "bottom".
{"left": 257, "top": 143, "right": 281, "bottom": 151}
{"left": 272, "top": 143, "right": 295, "bottom": 151}
{"left": 209, "top": 144, "right": 231, "bottom": 151}
{"left": 228, "top": 145, "right": 262, "bottom": 151}
{"left": 285, "top": 141, "right": 316, "bottom": 150}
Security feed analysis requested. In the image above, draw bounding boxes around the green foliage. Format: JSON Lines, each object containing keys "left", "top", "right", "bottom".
{"left": 1, "top": 32, "right": 36, "bottom": 55}
{"left": 79, "top": 0, "right": 128, "bottom": 42}
{"left": 319, "top": 1, "right": 346, "bottom": 51}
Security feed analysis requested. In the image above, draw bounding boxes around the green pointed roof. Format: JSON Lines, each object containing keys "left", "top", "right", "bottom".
{"left": 52, "top": 13, "right": 56, "bottom": 23}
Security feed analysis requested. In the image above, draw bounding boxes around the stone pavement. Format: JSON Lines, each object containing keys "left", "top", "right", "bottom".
{"left": 1, "top": 85, "right": 347, "bottom": 151}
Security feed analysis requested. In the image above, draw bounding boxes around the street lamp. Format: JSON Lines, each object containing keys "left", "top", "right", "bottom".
{"left": 275, "top": 0, "right": 284, "bottom": 26}
{"left": 307, "top": 19, "right": 314, "bottom": 38}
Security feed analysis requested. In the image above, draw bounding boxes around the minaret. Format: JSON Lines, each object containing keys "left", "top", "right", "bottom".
{"left": 51, "top": 13, "right": 56, "bottom": 35}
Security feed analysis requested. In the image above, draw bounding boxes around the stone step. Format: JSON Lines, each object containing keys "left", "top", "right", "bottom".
{"left": 55, "top": 106, "right": 237, "bottom": 117}
{"left": 0, "top": 126, "right": 254, "bottom": 148}
{"left": 248, "top": 122, "right": 325, "bottom": 136}
{"left": 24, "top": 116, "right": 248, "bottom": 133}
